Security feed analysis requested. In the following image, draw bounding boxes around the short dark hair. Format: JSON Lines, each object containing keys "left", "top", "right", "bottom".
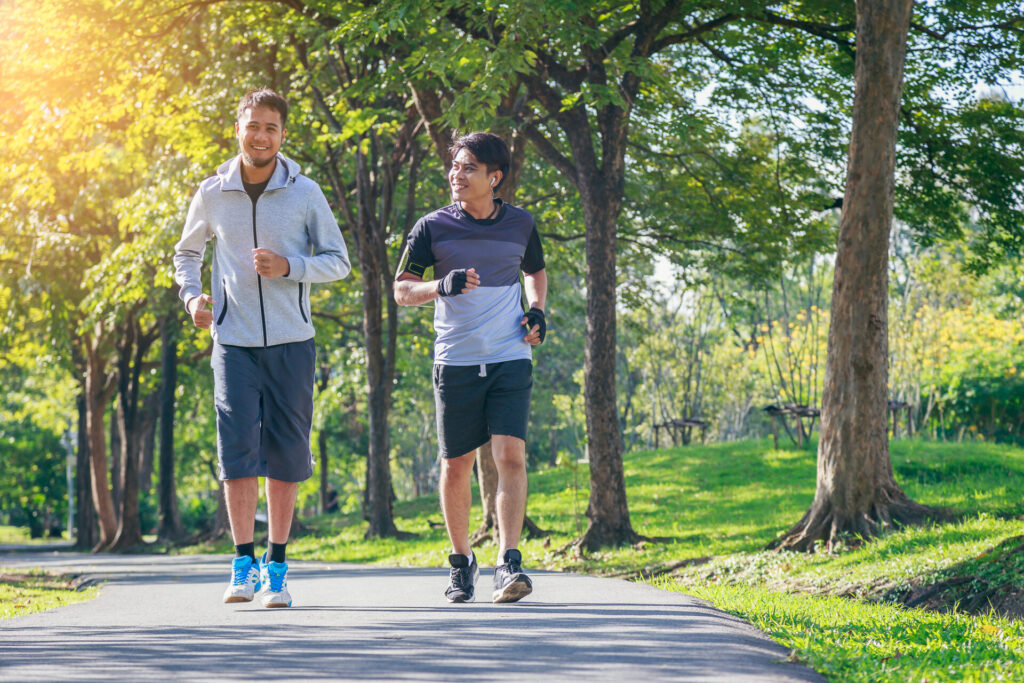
{"left": 237, "top": 88, "right": 288, "bottom": 127}
{"left": 449, "top": 132, "right": 510, "bottom": 190}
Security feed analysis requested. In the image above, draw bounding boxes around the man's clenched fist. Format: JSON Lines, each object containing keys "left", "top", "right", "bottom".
{"left": 253, "top": 248, "right": 290, "bottom": 278}
{"left": 188, "top": 293, "right": 215, "bottom": 329}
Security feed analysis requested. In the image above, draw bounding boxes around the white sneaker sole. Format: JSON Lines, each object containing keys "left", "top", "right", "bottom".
{"left": 223, "top": 593, "right": 255, "bottom": 604}
{"left": 262, "top": 592, "right": 292, "bottom": 608}
{"left": 492, "top": 578, "right": 533, "bottom": 603}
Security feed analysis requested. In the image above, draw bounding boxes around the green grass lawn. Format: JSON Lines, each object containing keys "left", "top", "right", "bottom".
{"left": 180, "top": 437, "right": 1024, "bottom": 680}
{"left": 0, "top": 525, "right": 68, "bottom": 545}
{"left": 0, "top": 570, "right": 96, "bottom": 620}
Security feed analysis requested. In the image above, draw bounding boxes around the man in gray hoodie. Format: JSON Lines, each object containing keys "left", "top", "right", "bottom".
{"left": 173, "top": 88, "right": 350, "bottom": 608}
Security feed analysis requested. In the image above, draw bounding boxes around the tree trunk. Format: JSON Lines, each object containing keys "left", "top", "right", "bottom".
{"left": 318, "top": 363, "right": 331, "bottom": 514}
{"left": 771, "top": 0, "right": 931, "bottom": 552}
{"left": 578, "top": 191, "right": 640, "bottom": 550}
{"left": 469, "top": 441, "right": 500, "bottom": 545}
{"left": 352, "top": 139, "right": 400, "bottom": 539}
{"left": 362, "top": 279, "right": 398, "bottom": 537}
{"left": 211, "top": 480, "right": 230, "bottom": 539}
{"left": 110, "top": 317, "right": 145, "bottom": 551}
{"left": 74, "top": 389, "right": 97, "bottom": 550}
{"left": 109, "top": 405, "right": 121, "bottom": 515}
{"left": 85, "top": 334, "right": 117, "bottom": 549}
{"left": 157, "top": 313, "right": 184, "bottom": 542}
{"left": 137, "top": 391, "right": 159, "bottom": 494}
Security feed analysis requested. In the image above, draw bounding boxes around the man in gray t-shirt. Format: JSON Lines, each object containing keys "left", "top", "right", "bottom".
{"left": 395, "top": 132, "right": 547, "bottom": 604}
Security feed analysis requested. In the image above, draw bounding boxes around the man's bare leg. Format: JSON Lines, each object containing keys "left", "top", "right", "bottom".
{"left": 491, "top": 434, "right": 528, "bottom": 560}
{"left": 224, "top": 477, "right": 259, "bottom": 545}
{"left": 266, "top": 477, "right": 298, "bottom": 546}
{"left": 440, "top": 451, "right": 476, "bottom": 557}
{"left": 222, "top": 476, "right": 260, "bottom": 603}
{"left": 490, "top": 434, "right": 531, "bottom": 603}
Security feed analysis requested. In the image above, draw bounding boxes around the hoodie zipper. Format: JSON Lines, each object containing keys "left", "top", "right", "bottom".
{"left": 251, "top": 195, "right": 269, "bottom": 348}
{"left": 298, "top": 282, "right": 308, "bottom": 323}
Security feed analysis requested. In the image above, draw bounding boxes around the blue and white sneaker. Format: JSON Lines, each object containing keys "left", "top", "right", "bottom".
{"left": 259, "top": 551, "right": 293, "bottom": 608}
{"left": 222, "top": 555, "right": 261, "bottom": 603}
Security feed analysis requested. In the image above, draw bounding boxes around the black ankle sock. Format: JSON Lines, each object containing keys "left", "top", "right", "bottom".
{"left": 235, "top": 542, "right": 256, "bottom": 561}
{"left": 269, "top": 542, "right": 287, "bottom": 564}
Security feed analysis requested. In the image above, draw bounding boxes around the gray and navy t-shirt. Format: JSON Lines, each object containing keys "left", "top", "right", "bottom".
{"left": 398, "top": 200, "right": 545, "bottom": 366}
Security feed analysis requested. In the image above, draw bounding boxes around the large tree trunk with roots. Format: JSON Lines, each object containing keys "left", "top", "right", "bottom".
{"left": 578, "top": 191, "right": 640, "bottom": 550}
{"left": 771, "top": 0, "right": 932, "bottom": 552}
{"left": 157, "top": 313, "right": 184, "bottom": 542}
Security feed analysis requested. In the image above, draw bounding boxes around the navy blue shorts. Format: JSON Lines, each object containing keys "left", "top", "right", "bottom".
{"left": 432, "top": 359, "right": 533, "bottom": 458}
{"left": 211, "top": 339, "right": 315, "bottom": 482}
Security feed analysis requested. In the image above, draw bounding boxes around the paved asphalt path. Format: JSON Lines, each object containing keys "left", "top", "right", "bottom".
{"left": 0, "top": 551, "right": 823, "bottom": 681}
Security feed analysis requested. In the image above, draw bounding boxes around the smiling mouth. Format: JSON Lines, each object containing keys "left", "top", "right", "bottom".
{"left": 252, "top": 145, "right": 270, "bottom": 151}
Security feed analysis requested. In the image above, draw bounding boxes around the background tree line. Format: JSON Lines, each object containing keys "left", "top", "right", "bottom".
{"left": 0, "top": 0, "right": 1021, "bottom": 551}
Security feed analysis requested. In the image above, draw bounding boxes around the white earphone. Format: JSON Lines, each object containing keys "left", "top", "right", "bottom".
{"left": 490, "top": 178, "right": 496, "bottom": 187}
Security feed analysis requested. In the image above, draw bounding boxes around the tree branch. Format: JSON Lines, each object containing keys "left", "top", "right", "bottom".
{"left": 521, "top": 123, "right": 579, "bottom": 188}
{"left": 743, "top": 10, "right": 855, "bottom": 57}
{"left": 650, "top": 13, "right": 740, "bottom": 53}
{"left": 910, "top": 17, "right": 1024, "bottom": 40}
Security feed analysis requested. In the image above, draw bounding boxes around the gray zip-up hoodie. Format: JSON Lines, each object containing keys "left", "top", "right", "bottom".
{"left": 173, "top": 153, "right": 351, "bottom": 347}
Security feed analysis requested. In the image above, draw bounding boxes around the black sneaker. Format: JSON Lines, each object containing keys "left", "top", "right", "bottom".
{"left": 445, "top": 553, "right": 479, "bottom": 603}
{"left": 492, "top": 549, "right": 533, "bottom": 603}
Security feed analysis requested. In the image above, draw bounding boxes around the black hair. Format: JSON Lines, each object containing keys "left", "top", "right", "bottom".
{"left": 237, "top": 87, "right": 289, "bottom": 127}
{"left": 449, "top": 132, "right": 510, "bottom": 190}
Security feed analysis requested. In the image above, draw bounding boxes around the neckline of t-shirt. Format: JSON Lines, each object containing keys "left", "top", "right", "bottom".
{"left": 455, "top": 199, "right": 507, "bottom": 225}
{"left": 243, "top": 178, "right": 271, "bottom": 192}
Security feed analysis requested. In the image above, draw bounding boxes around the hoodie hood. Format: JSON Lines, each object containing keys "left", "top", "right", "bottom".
{"left": 216, "top": 153, "right": 299, "bottom": 193}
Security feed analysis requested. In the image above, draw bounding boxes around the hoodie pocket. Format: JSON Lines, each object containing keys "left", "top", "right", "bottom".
{"left": 216, "top": 279, "right": 229, "bottom": 325}
{"left": 298, "top": 282, "right": 308, "bottom": 323}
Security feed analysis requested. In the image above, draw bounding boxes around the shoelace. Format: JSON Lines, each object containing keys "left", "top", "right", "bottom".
{"left": 449, "top": 565, "right": 471, "bottom": 589}
{"left": 232, "top": 562, "right": 252, "bottom": 585}
{"left": 268, "top": 566, "right": 287, "bottom": 592}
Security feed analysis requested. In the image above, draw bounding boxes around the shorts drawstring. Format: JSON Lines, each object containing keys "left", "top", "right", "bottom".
{"left": 478, "top": 363, "right": 487, "bottom": 378}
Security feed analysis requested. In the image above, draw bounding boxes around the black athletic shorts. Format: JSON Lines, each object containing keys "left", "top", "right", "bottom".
{"left": 432, "top": 359, "right": 533, "bottom": 458}
{"left": 211, "top": 339, "right": 316, "bottom": 482}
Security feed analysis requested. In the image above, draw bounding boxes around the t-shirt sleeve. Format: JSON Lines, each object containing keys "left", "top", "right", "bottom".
{"left": 521, "top": 222, "right": 546, "bottom": 274}
{"left": 396, "top": 218, "right": 434, "bottom": 279}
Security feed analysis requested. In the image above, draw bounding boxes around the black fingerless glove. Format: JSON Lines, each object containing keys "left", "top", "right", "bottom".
{"left": 522, "top": 307, "right": 546, "bottom": 343}
{"left": 437, "top": 269, "right": 468, "bottom": 297}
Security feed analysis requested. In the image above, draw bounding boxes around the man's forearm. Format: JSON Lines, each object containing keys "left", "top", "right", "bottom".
{"left": 395, "top": 278, "right": 440, "bottom": 306}
{"left": 524, "top": 269, "right": 547, "bottom": 310}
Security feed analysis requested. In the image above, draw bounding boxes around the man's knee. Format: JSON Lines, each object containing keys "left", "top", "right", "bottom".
{"left": 441, "top": 451, "right": 476, "bottom": 478}
{"left": 490, "top": 437, "right": 526, "bottom": 471}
